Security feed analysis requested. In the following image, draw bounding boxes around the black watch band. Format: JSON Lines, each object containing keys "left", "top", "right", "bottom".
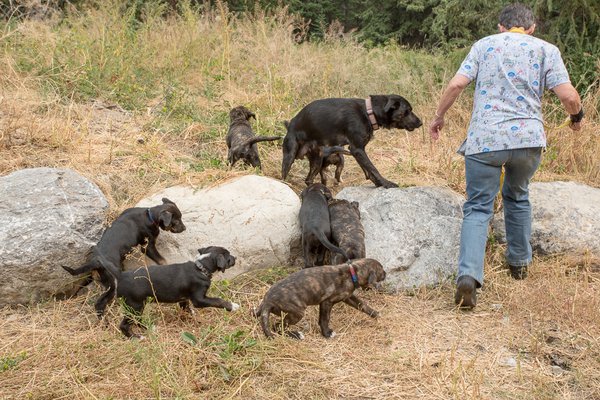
{"left": 570, "top": 108, "right": 584, "bottom": 123}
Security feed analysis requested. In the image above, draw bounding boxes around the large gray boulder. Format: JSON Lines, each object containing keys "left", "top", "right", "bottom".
{"left": 337, "top": 186, "right": 464, "bottom": 292}
{"left": 0, "top": 168, "right": 108, "bottom": 306}
{"left": 125, "top": 175, "right": 302, "bottom": 279}
{"left": 492, "top": 181, "right": 600, "bottom": 255}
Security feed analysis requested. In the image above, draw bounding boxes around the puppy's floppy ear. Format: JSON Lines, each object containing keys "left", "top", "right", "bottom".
{"left": 247, "top": 110, "right": 256, "bottom": 120}
{"left": 321, "top": 187, "right": 333, "bottom": 201}
{"left": 159, "top": 210, "right": 173, "bottom": 228}
{"left": 162, "top": 197, "right": 175, "bottom": 205}
{"left": 216, "top": 253, "right": 228, "bottom": 270}
{"left": 351, "top": 201, "right": 361, "bottom": 218}
{"left": 368, "top": 270, "right": 377, "bottom": 286}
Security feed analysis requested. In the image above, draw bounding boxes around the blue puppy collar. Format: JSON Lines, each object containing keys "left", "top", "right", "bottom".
{"left": 348, "top": 262, "right": 360, "bottom": 289}
{"left": 146, "top": 208, "right": 158, "bottom": 226}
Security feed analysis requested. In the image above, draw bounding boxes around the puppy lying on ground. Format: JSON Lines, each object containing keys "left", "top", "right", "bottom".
{"left": 329, "top": 199, "right": 365, "bottom": 265}
{"left": 299, "top": 183, "right": 347, "bottom": 267}
{"left": 65, "top": 246, "right": 238, "bottom": 338}
{"left": 226, "top": 105, "right": 280, "bottom": 169}
{"left": 62, "top": 198, "right": 186, "bottom": 317}
{"left": 282, "top": 95, "right": 422, "bottom": 188}
{"left": 254, "top": 258, "right": 386, "bottom": 339}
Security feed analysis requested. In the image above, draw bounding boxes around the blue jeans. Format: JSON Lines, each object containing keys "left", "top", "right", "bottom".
{"left": 458, "top": 147, "right": 542, "bottom": 287}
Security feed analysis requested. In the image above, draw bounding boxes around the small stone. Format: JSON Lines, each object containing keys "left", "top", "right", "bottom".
{"left": 503, "top": 357, "right": 517, "bottom": 368}
{"left": 551, "top": 365, "right": 565, "bottom": 375}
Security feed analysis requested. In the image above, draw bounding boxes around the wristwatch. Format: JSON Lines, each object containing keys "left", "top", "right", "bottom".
{"left": 570, "top": 108, "right": 584, "bottom": 123}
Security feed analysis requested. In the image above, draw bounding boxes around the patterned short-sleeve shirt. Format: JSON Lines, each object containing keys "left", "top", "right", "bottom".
{"left": 457, "top": 32, "right": 570, "bottom": 155}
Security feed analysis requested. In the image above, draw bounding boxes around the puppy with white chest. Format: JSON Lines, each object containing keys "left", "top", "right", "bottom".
{"left": 64, "top": 246, "right": 239, "bottom": 338}
{"left": 254, "top": 258, "right": 386, "bottom": 339}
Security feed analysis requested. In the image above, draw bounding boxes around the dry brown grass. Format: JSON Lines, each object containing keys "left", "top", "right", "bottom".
{"left": 1, "top": 3, "right": 599, "bottom": 399}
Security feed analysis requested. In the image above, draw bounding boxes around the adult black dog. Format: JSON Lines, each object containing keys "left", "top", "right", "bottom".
{"left": 226, "top": 105, "right": 280, "bottom": 169}
{"left": 64, "top": 247, "right": 238, "bottom": 338}
{"left": 281, "top": 95, "right": 422, "bottom": 188}
{"left": 299, "top": 183, "right": 347, "bottom": 268}
{"left": 254, "top": 258, "right": 386, "bottom": 339}
{"left": 62, "top": 198, "right": 186, "bottom": 316}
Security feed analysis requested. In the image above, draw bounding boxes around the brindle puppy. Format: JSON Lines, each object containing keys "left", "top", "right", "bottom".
{"left": 305, "top": 145, "right": 351, "bottom": 186}
{"left": 283, "top": 122, "right": 351, "bottom": 186}
{"left": 329, "top": 199, "right": 365, "bottom": 265}
{"left": 226, "top": 105, "right": 280, "bottom": 169}
{"left": 254, "top": 258, "right": 386, "bottom": 339}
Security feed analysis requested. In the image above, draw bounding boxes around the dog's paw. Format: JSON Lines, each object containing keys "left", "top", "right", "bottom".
{"left": 381, "top": 180, "right": 399, "bottom": 189}
{"left": 230, "top": 302, "right": 240, "bottom": 312}
{"left": 287, "top": 331, "right": 305, "bottom": 340}
{"left": 329, "top": 331, "right": 336, "bottom": 338}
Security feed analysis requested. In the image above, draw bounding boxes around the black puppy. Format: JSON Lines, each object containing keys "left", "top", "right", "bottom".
{"left": 282, "top": 95, "right": 422, "bottom": 188}
{"left": 299, "top": 183, "right": 347, "bottom": 268}
{"left": 66, "top": 247, "right": 238, "bottom": 338}
{"left": 62, "top": 198, "right": 186, "bottom": 316}
{"left": 254, "top": 258, "right": 386, "bottom": 339}
{"left": 329, "top": 199, "right": 365, "bottom": 265}
{"left": 226, "top": 105, "right": 280, "bottom": 169}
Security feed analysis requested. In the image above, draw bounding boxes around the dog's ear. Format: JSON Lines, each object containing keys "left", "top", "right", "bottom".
{"left": 384, "top": 96, "right": 409, "bottom": 114}
{"left": 351, "top": 201, "right": 361, "bottom": 218}
{"left": 320, "top": 186, "right": 333, "bottom": 201}
{"left": 162, "top": 197, "right": 175, "bottom": 205}
{"left": 247, "top": 110, "right": 256, "bottom": 120}
{"left": 198, "top": 247, "right": 208, "bottom": 254}
{"left": 368, "top": 270, "right": 377, "bottom": 286}
{"left": 159, "top": 210, "right": 173, "bottom": 228}
{"left": 216, "top": 253, "right": 228, "bottom": 270}
{"left": 383, "top": 97, "right": 400, "bottom": 113}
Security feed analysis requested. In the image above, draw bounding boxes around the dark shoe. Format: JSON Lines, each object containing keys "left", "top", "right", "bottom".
{"left": 509, "top": 265, "right": 528, "bottom": 280}
{"left": 455, "top": 275, "right": 477, "bottom": 309}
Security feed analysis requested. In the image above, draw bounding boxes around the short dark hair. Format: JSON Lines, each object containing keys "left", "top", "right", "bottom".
{"left": 499, "top": 3, "right": 535, "bottom": 29}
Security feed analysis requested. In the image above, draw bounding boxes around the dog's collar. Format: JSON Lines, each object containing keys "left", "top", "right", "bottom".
{"left": 146, "top": 209, "right": 159, "bottom": 226}
{"left": 365, "top": 97, "right": 380, "bottom": 131}
{"left": 348, "top": 262, "right": 360, "bottom": 289}
{"left": 194, "top": 259, "right": 212, "bottom": 280}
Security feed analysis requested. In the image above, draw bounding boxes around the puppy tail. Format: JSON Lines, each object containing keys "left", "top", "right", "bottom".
{"left": 258, "top": 303, "right": 274, "bottom": 338}
{"left": 316, "top": 231, "right": 348, "bottom": 262}
{"left": 322, "top": 146, "right": 352, "bottom": 157}
{"left": 248, "top": 135, "right": 281, "bottom": 145}
{"left": 62, "top": 261, "right": 98, "bottom": 276}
